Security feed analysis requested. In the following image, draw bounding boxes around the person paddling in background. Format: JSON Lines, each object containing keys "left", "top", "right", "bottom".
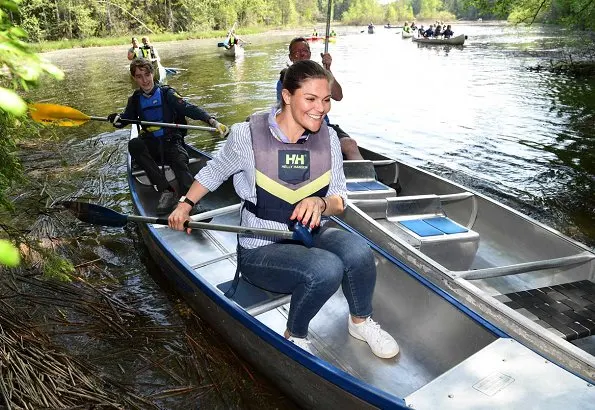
{"left": 443, "top": 25, "right": 454, "bottom": 39}
{"left": 277, "top": 37, "right": 363, "bottom": 160}
{"left": 227, "top": 30, "right": 247, "bottom": 48}
{"left": 107, "top": 59, "right": 229, "bottom": 215}
{"left": 127, "top": 37, "right": 142, "bottom": 60}
{"left": 140, "top": 36, "right": 160, "bottom": 63}
{"left": 168, "top": 60, "right": 399, "bottom": 359}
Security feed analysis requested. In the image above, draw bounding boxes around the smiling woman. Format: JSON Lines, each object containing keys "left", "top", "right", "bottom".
{"left": 278, "top": 61, "right": 333, "bottom": 141}
{"left": 168, "top": 59, "right": 399, "bottom": 357}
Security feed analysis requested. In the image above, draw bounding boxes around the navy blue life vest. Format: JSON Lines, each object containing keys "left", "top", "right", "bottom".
{"left": 139, "top": 87, "right": 165, "bottom": 137}
{"left": 244, "top": 113, "right": 331, "bottom": 225}
{"left": 130, "top": 86, "right": 188, "bottom": 139}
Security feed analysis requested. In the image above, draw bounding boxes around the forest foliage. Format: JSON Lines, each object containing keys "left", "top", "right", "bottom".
{"left": 7, "top": 0, "right": 594, "bottom": 43}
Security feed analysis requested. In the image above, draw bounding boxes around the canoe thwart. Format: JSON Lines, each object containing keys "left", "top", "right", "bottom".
{"left": 352, "top": 194, "right": 480, "bottom": 270}
{"left": 455, "top": 252, "right": 595, "bottom": 280}
{"left": 217, "top": 277, "right": 291, "bottom": 316}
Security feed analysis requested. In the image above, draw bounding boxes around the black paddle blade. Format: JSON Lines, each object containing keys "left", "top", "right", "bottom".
{"left": 60, "top": 201, "right": 128, "bottom": 227}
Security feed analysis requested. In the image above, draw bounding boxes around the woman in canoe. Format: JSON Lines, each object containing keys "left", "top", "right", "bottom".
{"left": 168, "top": 60, "right": 399, "bottom": 359}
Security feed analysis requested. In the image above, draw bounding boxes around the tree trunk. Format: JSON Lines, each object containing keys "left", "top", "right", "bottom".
{"left": 106, "top": 3, "right": 112, "bottom": 33}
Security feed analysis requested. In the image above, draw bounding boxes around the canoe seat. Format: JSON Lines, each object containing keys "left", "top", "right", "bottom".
{"left": 132, "top": 157, "right": 202, "bottom": 185}
{"left": 217, "top": 277, "right": 291, "bottom": 317}
{"left": 385, "top": 195, "right": 480, "bottom": 271}
{"left": 495, "top": 280, "right": 595, "bottom": 342}
{"left": 343, "top": 160, "right": 397, "bottom": 200}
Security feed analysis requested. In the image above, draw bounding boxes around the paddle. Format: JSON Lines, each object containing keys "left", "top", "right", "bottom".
{"left": 220, "top": 21, "right": 238, "bottom": 49}
{"left": 164, "top": 67, "right": 187, "bottom": 75}
{"left": 60, "top": 201, "right": 314, "bottom": 247}
{"left": 324, "top": 0, "right": 333, "bottom": 54}
{"left": 29, "top": 103, "right": 216, "bottom": 132}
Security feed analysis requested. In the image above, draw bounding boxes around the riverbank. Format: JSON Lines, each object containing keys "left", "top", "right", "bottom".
{"left": 30, "top": 26, "right": 265, "bottom": 53}
{"left": 30, "top": 24, "right": 340, "bottom": 53}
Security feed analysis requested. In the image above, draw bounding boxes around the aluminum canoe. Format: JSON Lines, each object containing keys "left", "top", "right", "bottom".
{"left": 127, "top": 126, "right": 595, "bottom": 408}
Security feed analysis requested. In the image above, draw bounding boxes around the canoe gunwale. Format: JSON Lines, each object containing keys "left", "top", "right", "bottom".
{"left": 412, "top": 34, "right": 466, "bottom": 45}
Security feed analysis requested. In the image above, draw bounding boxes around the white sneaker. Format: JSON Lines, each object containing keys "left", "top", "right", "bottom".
{"left": 288, "top": 336, "right": 314, "bottom": 355}
{"left": 348, "top": 317, "right": 399, "bottom": 359}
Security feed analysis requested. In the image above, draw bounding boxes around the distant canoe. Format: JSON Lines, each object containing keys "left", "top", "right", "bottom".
{"left": 154, "top": 62, "right": 167, "bottom": 84}
{"left": 221, "top": 43, "right": 244, "bottom": 57}
{"left": 304, "top": 36, "right": 337, "bottom": 42}
{"left": 413, "top": 34, "right": 466, "bottom": 45}
{"left": 164, "top": 67, "right": 186, "bottom": 76}
{"left": 384, "top": 24, "right": 402, "bottom": 29}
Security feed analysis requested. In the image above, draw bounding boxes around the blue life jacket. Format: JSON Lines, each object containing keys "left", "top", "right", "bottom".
{"left": 139, "top": 87, "right": 165, "bottom": 137}
{"left": 131, "top": 86, "right": 188, "bottom": 139}
{"left": 244, "top": 112, "right": 331, "bottom": 225}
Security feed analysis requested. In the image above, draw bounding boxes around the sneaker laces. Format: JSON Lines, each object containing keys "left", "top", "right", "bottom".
{"left": 359, "top": 318, "right": 391, "bottom": 345}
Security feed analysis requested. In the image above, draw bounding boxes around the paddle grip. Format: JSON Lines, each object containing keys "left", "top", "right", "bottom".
{"left": 292, "top": 222, "right": 314, "bottom": 248}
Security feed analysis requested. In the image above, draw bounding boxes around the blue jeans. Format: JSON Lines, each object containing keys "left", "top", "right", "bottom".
{"left": 239, "top": 227, "right": 376, "bottom": 338}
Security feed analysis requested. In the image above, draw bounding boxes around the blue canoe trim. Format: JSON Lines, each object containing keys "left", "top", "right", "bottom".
{"left": 126, "top": 151, "right": 407, "bottom": 409}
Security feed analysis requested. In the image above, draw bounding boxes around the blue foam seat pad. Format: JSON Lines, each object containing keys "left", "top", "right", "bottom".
{"left": 346, "top": 182, "right": 369, "bottom": 191}
{"left": 423, "top": 217, "right": 468, "bottom": 234}
{"left": 359, "top": 181, "right": 390, "bottom": 190}
{"left": 399, "top": 219, "right": 444, "bottom": 237}
{"left": 400, "top": 217, "right": 468, "bottom": 237}
{"left": 346, "top": 181, "right": 391, "bottom": 191}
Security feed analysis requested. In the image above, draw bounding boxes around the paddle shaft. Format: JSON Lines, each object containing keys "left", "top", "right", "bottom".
{"left": 324, "top": 0, "right": 332, "bottom": 54}
{"left": 127, "top": 215, "right": 295, "bottom": 239}
{"left": 90, "top": 116, "right": 216, "bottom": 132}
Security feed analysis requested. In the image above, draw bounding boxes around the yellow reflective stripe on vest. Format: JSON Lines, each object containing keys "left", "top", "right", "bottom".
{"left": 255, "top": 170, "right": 331, "bottom": 204}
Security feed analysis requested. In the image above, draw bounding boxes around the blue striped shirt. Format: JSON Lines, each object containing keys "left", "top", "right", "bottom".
{"left": 195, "top": 112, "right": 347, "bottom": 249}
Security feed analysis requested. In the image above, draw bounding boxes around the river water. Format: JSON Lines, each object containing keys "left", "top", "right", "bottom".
{"left": 24, "top": 22, "right": 594, "bottom": 407}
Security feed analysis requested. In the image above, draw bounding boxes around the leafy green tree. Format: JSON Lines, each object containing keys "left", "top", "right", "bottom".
{"left": 0, "top": 0, "right": 68, "bottom": 273}
{"left": 384, "top": 0, "right": 415, "bottom": 22}
{"left": 342, "top": 0, "right": 384, "bottom": 24}
{"left": 463, "top": 0, "right": 594, "bottom": 28}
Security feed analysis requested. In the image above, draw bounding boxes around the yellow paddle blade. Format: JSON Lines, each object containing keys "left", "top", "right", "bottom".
{"left": 29, "top": 103, "right": 91, "bottom": 127}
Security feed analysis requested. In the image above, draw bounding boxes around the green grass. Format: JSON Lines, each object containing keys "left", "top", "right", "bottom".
{"left": 29, "top": 26, "right": 274, "bottom": 53}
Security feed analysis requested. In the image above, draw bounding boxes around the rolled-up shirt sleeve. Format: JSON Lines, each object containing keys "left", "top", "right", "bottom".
{"left": 326, "top": 127, "right": 347, "bottom": 206}
{"left": 194, "top": 124, "right": 245, "bottom": 192}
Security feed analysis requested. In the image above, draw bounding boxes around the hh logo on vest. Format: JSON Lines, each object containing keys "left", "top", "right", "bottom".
{"left": 279, "top": 150, "right": 310, "bottom": 184}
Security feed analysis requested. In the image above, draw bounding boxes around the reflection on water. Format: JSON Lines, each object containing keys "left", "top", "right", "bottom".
{"left": 21, "top": 21, "right": 594, "bottom": 405}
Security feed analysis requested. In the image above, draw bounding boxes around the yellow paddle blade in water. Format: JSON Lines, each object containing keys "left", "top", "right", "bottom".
{"left": 29, "top": 103, "right": 92, "bottom": 126}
